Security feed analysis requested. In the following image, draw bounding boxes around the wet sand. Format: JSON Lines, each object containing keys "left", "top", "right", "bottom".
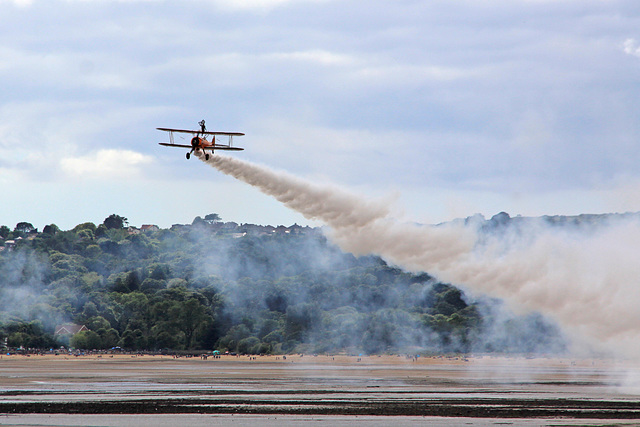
{"left": 1, "top": 354, "right": 640, "bottom": 426}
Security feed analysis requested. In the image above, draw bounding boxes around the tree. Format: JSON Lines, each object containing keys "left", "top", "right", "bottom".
{"left": 73, "top": 222, "right": 97, "bottom": 233}
{"left": 71, "top": 330, "right": 102, "bottom": 350}
{"left": 178, "top": 298, "right": 209, "bottom": 348}
{"left": 76, "top": 229, "right": 94, "bottom": 241}
{"left": 192, "top": 216, "right": 206, "bottom": 226}
{"left": 97, "top": 328, "right": 120, "bottom": 349}
{"left": 80, "top": 302, "right": 99, "bottom": 319}
{"left": 119, "top": 329, "right": 147, "bottom": 350}
{"left": 7, "top": 332, "right": 30, "bottom": 348}
{"left": 0, "top": 225, "right": 11, "bottom": 238}
{"left": 42, "top": 224, "right": 60, "bottom": 235}
{"left": 103, "top": 214, "right": 128, "bottom": 230}
{"left": 85, "top": 315, "right": 111, "bottom": 331}
{"left": 204, "top": 213, "right": 221, "bottom": 223}
{"left": 94, "top": 224, "right": 108, "bottom": 238}
{"left": 149, "top": 318, "right": 185, "bottom": 350}
{"left": 237, "top": 336, "right": 261, "bottom": 354}
{"left": 218, "top": 324, "right": 251, "bottom": 352}
{"left": 14, "top": 222, "right": 36, "bottom": 235}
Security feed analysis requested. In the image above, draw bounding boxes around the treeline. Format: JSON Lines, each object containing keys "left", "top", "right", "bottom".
{"left": 0, "top": 215, "right": 565, "bottom": 355}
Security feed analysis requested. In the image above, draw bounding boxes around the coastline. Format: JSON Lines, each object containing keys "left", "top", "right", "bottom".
{"left": 0, "top": 353, "right": 638, "bottom": 423}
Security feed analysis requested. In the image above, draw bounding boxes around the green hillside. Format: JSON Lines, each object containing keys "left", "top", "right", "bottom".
{"left": 0, "top": 214, "right": 564, "bottom": 355}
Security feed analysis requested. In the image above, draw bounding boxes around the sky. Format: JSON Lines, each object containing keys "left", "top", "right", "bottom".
{"left": 1, "top": 0, "right": 640, "bottom": 230}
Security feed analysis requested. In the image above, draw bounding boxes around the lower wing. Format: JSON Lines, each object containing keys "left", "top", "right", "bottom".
{"left": 203, "top": 146, "right": 244, "bottom": 151}
{"left": 159, "top": 143, "right": 244, "bottom": 151}
{"left": 159, "top": 143, "right": 192, "bottom": 148}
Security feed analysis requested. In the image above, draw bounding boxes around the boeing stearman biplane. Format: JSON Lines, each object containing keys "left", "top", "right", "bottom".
{"left": 157, "top": 120, "right": 244, "bottom": 160}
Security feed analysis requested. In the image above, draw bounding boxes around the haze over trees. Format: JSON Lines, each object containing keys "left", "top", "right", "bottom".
{"left": 0, "top": 213, "right": 566, "bottom": 355}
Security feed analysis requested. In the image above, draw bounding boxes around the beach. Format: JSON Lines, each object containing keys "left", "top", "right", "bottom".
{"left": 1, "top": 353, "right": 640, "bottom": 426}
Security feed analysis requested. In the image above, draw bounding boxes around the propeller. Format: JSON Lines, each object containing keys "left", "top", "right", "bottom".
{"left": 186, "top": 136, "right": 199, "bottom": 159}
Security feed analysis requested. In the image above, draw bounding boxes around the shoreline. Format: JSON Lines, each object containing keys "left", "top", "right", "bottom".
{"left": 1, "top": 354, "right": 639, "bottom": 423}
{"left": 1, "top": 351, "right": 635, "bottom": 366}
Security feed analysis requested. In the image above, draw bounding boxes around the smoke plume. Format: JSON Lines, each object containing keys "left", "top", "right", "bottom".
{"left": 202, "top": 153, "right": 640, "bottom": 356}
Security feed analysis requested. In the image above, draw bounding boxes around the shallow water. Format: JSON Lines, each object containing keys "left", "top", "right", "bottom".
{"left": 4, "top": 414, "right": 639, "bottom": 427}
{"left": 1, "top": 355, "right": 639, "bottom": 426}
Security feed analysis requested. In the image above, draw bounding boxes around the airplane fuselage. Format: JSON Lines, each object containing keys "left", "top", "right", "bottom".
{"left": 191, "top": 136, "right": 215, "bottom": 150}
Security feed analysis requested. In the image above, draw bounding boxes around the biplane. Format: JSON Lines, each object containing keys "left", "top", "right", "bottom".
{"left": 158, "top": 120, "right": 244, "bottom": 160}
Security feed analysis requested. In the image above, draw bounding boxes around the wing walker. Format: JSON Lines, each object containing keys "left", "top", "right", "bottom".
{"left": 158, "top": 120, "right": 244, "bottom": 160}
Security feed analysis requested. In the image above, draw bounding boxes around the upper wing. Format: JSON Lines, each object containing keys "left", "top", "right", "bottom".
{"left": 157, "top": 127, "right": 244, "bottom": 136}
{"left": 202, "top": 131, "right": 245, "bottom": 136}
{"left": 157, "top": 127, "right": 197, "bottom": 135}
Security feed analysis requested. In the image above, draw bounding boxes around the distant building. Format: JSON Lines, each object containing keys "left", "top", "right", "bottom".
{"left": 140, "top": 224, "right": 159, "bottom": 233}
{"left": 127, "top": 226, "right": 140, "bottom": 235}
{"left": 240, "top": 224, "right": 271, "bottom": 237}
{"left": 170, "top": 224, "right": 190, "bottom": 232}
{"left": 54, "top": 323, "right": 89, "bottom": 336}
{"left": 274, "top": 225, "right": 289, "bottom": 235}
{"left": 221, "top": 222, "right": 239, "bottom": 230}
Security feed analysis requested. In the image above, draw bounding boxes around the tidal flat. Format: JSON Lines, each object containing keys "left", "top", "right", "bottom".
{"left": 1, "top": 354, "right": 639, "bottom": 426}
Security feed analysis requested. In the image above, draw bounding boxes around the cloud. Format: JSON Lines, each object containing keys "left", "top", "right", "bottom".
{"left": 60, "top": 149, "right": 152, "bottom": 178}
{"left": 32, "top": 0, "right": 331, "bottom": 9}
{"left": 208, "top": 0, "right": 330, "bottom": 11}
{"left": 0, "top": 46, "right": 139, "bottom": 92}
{"left": 2, "top": 0, "right": 640, "bottom": 229}
{"left": 1, "top": 0, "right": 32, "bottom": 6}
{"left": 265, "top": 50, "right": 356, "bottom": 66}
{"left": 623, "top": 38, "right": 640, "bottom": 58}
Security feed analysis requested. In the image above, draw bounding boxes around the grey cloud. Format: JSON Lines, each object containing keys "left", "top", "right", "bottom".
{"left": 1, "top": 0, "right": 640, "bottom": 226}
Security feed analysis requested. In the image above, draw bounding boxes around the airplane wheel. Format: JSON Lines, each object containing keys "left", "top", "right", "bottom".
{"left": 205, "top": 153, "right": 210, "bottom": 160}
{"left": 186, "top": 152, "right": 191, "bottom": 160}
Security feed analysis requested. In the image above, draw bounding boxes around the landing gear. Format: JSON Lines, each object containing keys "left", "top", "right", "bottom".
{"left": 205, "top": 153, "right": 210, "bottom": 160}
{"left": 186, "top": 152, "right": 191, "bottom": 160}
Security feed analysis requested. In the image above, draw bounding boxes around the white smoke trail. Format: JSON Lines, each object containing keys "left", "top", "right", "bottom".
{"left": 202, "top": 153, "right": 640, "bottom": 356}
{"left": 205, "top": 153, "right": 391, "bottom": 228}
{"left": 204, "top": 154, "right": 476, "bottom": 272}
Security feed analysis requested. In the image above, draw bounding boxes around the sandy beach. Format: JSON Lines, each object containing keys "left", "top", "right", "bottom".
{"left": 1, "top": 353, "right": 640, "bottom": 426}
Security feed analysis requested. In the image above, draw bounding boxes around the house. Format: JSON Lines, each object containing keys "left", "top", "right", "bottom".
{"left": 127, "top": 226, "right": 140, "bottom": 235}
{"left": 274, "top": 225, "right": 290, "bottom": 235}
{"left": 239, "top": 224, "right": 270, "bottom": 237}
{"left": 140, "top": 224, "right": 159, "bottom": 233}
{"left": 221, "top": 221, "right": 239, "bottom": 230}
{"left": 170, "top": 224, "right": 190, "bottom": 232}
{"left": 54, "top": 323, "right": 89, "bottom": 336}
{"left": 287, "top": 224, "right": 307, "bottom": 235}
